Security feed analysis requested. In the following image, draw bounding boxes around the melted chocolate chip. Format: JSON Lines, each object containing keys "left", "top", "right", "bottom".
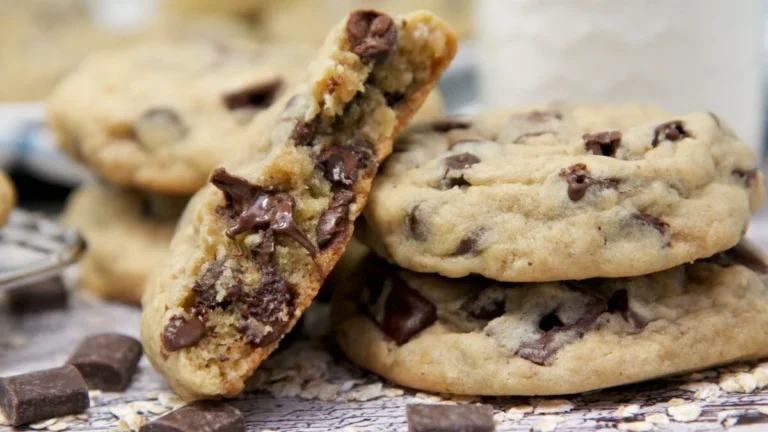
{"left": 379, "top": 274, "right": 437, "bottom": 345}
{"left": 239, "top": 269, "right": 295, "bottom": 347}
{"left": 453, "top": 229, "right": 485, "bottom": 256}
{"left": 444, "top": 153, "right": 481, "bottom": 170}
{"left": 652, "top": 120, "right": 689, "bottom": 147}
{"left": 606, "top": 289, "right": 647, "bottom": 330}
{"left": 632, "top": 212, "right": 668, "bottom": 235}
{"left": 584, "top": 131, "right": 621, "bottom": 156}
{"left": 210, "top": 168, "right": 317, "bottom": 258}
{"left": 733, "top": 169, "right": 758, "bottom": 187}
{"left": 291, "top": 119, "right": 318, "bottom": 147}
{"left": 559, "top": 163, "right": 591, "bottom": 201}
{"left": 404, "top": 203, "right": 427, "bottom": 241}
{"left": 162, "top": 315, "right": 205, "bottom": 352}
{"left": 317, "top": 140, "right": 374, "bottom": 187}
{"left": 345, "top": 10, "right": 397, "bottom": 62}
{"left": 431, "top": 118, "right": 472, "bottom": 133}
{"left": 317, "top": 190, "right": 356, "bottom": 248}
{"left": 222, "top": 78, "right": 283, "bottom": 110}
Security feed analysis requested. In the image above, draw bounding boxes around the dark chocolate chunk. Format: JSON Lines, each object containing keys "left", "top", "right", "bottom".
{"left": 291, "top": 119, "right": 318, "bottom": 147}
{"left": 6, "top": 277, "right": 68, "bottom": 314}
{"left": 316, "top": 140, "right": 374, "bottom": 187}
{"left": 632, "top": 212, "right": 668, "bottom": 235}
{"left": 441, "top": 175, "right": 472, "bottom": 189}
{"left": 444, "top": 152, "right": 481, "bottom": 170}
{"left": 66, "top": 333, "right": 142, "bottom": 391}
{"left": 559, "top": 163, "right": 592, "bottom": 201}
{"left": 453, "top": 229, "right": 485, "bottom": 256}
{"left": 346, "top": 9, "right": 397, "bottom": 62}
{"left": 222, "top": 78, "right": 282, "bottom": 110}
{"left": 210, "top": 168, "right": 317, "bottom": 259}
{"left": 139, "top": 400, "right": 244, "bottom": 432}
{"left": 652, "top": 120, "right": 689, "bottom": 147}
{"left": 316, "top": 190, "right": 356, "bottom": 248}
{"left": 431, "top": 118, "right": 472, "bottom": 133}
{"left": 134, "top": 107, "right": 188, "bottom": 150}
{"left": 162, "top": 315, "right": 205, "bottom": 352}
{"left": 516, "top": 297, "right": 607, "bottom": 365}
{"left": 584, "top": 130, "right": 621, "bottom": 156}
{"left": 378, "top": 274, "right": 437, "bottom": 345}
{"left": 407, "top": 404, "right": 495, "bottom": 432}
{"left": 0, "top": 365, "right": 89, "bottom": 426}
{"left": 404, "top": 203, "right": 427, "bottom": 241}
{"left": 733, "top": 168, "right": 758, "bottom": 187}
{"left": 606, "top": 289, "right": 647, "bottom": 330}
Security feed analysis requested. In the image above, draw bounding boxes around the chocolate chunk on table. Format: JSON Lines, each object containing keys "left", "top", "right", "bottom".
{"left": 407, "top": 404, "right": 495, "bottom": 432}
{"left": 0, "top": 365, "right": 89, "bottom": 426}
{"left": 67, "top": 333, "right": 142, "bottom": 391}
{"left": 140, "top": 400, "right": 244, "bottom": 432}
{"left": 6, "top": 277, "right": 69, "bottom": 314}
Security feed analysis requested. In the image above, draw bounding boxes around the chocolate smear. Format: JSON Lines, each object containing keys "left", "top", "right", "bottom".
{"left": 162, "top": 315, "right": 205, "bottom": 352}
{"left": 453, "top": 229, "right": 485, "bottom": 256}
{"left": 404, "top": 203, "right": 427, "bottom": 241}
{"left": 222, "top": 78, "right": 282, "bottom": 110}
{"left": 317, "top": 190, "right": 356, "bottom": 248}
{"left": 346, "top": 9, "right": 397, "bottom": 62}
{"left": 633, "top": 212, "right": 668, "bottom": 235}
{"left": 584, "top": 130, "right": 621, "bottom": 156}
{"left": 652, "top": 120, "right": 689, "bottom": 147}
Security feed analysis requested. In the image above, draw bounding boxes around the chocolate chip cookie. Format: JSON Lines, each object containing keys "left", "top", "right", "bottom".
{"left": 62, "top": 182, "right": 187, "bottom": 304}
{"left": 140, "top": 9, "right": 457, "bottom": 400}
{"left": 361, "top": 104, "right": 765, "bottom": 282}
{"left": 334, "top": 242, "right": 768, "bottom": 395}
{"left": 0, "top": 171, "right": 15, "bottom": 227}
{"left": 47, "top": 39, "right": 310, "bottom": 194}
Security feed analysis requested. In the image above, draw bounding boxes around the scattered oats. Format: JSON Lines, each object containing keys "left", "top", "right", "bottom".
{"left": 157, "top": 391, "right": 184, "bottom": 409}
{"left": 146, "top": 391, "right": 160, "bottom": 399}
{"left": 30, "top": 418, "right": 57, "bottom": 429}
{"left": 130, "top": 401, "right": 167, "bottom": 415}
{"left": 668, "top": 403, "right": 701, "bottom": 422}
{"left": 756, "top": 406, "right": 768, "bottom": 416}
{"left": 617, "top": 421, "right": 653, "bottom": 431}
{"left": 645, "top": 413, "right": 669, "bottom": 424}
{"left": 336, "top": 427, "right": 357, "bottom": 432}
{"left": 616, "top": 404, "right": 641, "bottom": 418}
{"left": 508, "top": 405, "right": 534, "bottom": 414}
{"left": 448, "top": 394, "right": 479, "bottom": 404}
{"left": 532, "top": 416, "right": 562, "bottom": 432}
{"left": 493, "top": 412, "right": 507, "bottom": 424}
{"left": 344, "top": 383, "right": 384, "bottom": 402}
{"left": 682, "top": 370, "right": 718, "bottom": 381}
{"left": 338, "top": 379, "right": 366, "bottom": 393}
{"left": 752, "top": 364, "right": 768, "bottom": 388}
{"left": 76, "top": 414, "right": 89, "bottom": 420}
{"left": 719, "top": 372, "right": 757, "bottom": 393}
{"left": 88, "top": 390, "right": 103, "bottom": 406}
{"left": 268, "top": 378, "right": 302, "bottom": 398}
{"left": 532, "top": 398, "right": 574, "bottom": 414}
{"left": 0, "top": 411, "right": 8, "bottom": 426}
{"left": 667, "top": 398, "right": 685, "bottom": 406}
{"left": 414, "top": 392, "right": 443, "bottom": 403}
{"left": 47, "top": 421, "right": 69, "bottom": 431}
{"left": 717, "top": 410, "right": 741, "bottom": 424}
{"left": 120, "top": 411, "right": 146, "bottom": 431}
{"left": 679, "top": 382, "right": 722, "bottom": 400}
{"left": 383, "top": 387, "right": 405, "bottom": 398}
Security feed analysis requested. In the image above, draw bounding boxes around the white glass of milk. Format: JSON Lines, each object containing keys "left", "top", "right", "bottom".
{"left": 476, "top": 0, "right": 764, "bottom": 157}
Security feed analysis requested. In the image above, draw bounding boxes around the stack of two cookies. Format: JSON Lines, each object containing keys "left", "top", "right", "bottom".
{"left": 334, "top": 104, "right": 768, "bottom": 395}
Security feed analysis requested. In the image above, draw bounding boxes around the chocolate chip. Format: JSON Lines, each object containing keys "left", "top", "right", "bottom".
{"left": 6, "top": 277, "right": 68, "bottom": 314}
{"left": 139, "top": 400, "right": 244, "bottom": 432}
{"left": 431, "top": 118, "right": 472, "bottom": 133}
{"left": 584, "top": 130, "right": 621, "bottom": 156}
{"left": 317, "top": 190, "right": 356, "bottom": 249}
{"left": 0, "top": 365, "right": 89, "bottom": 426}
{"left": 376, "top": 274, "right": 437, "bottom": 345}
{"left": 559, "top": 163, "right": 592, "bottom": 201}
{"left": 460, "top": 287, "right": 505, "bottom": 320}
{"left": 222, "top": 78, "right": 283, "bottom": 110}
{"left": 239, "top": 267, "right": 295, "bottom": 347}
{"left": 719, "top": 240, "right": 768, "bottom": 274}
{"left": 453, "top": 229, "right": 485, "bottom": 256}
{"left": 404, "top": 203, "right": 427, "bottom": 241}
{"left": 66, "top": 333, "right": 142, "bottom": 391}
{"left": 385, "top": 92, "right": 405, "bottom": 106}
{"left": 317, "top": 140, "right": 374, "bottom": 187}
{"left": 210, "top": 168, "right": 317, "bottom": 259}
{"left": 444, "top": 152, "right": 481, "bottom": 170}
{"left": 516, "top": 296, "right": 606, "bottom": 365}
{"left": 733, "top": 168, "right": 758, "bottom": 187}
{"left": 162, "top": 315, "right": 205, "bottom": 352}
{"left": 291, "top": 119, "right": 318, "bottom": 147}
{"left": 606, "top": 289, "right": 647, "bottom": 330}
{"left": 633, "top": 212, "right": 668, "bottom": 235}
{"left": 407, "top": 404, "right": 495, "bottom": 432}
{"left": 134, "top": 107, "right": 188, "bottom": 151}
{"left": 652, "top": 120, "right": 689, "bottom": 147}
{"left": 346, "top": 9, "right": 397, "bottom": 62}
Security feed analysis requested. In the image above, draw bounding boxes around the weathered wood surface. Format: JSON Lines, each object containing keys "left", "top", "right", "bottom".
{"left": 3, "top": 218, "right": 768, "bottom": 431}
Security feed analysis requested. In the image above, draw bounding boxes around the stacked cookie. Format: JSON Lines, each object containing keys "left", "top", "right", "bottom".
{"left": 333, "top": 104, "right": 768, "bottom": 395}
{"left": 46, "top": 39, "right": 312, "bottom": 303}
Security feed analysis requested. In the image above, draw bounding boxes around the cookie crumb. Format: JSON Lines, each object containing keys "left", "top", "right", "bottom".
{"left": 645, "top": 413, "right": 669, "bottom": 424}
{"left": 617, "top": 421, "right": 653, "bottom": 431}
{"left": 383, "top": 387, "right": 405, "bottom": 398}
{"left": 667, "top": 397, "right": 685, "bottom": 406}
{"left": 679, "top": 382, "right": 722, "bottom": 400}
{"left": 532, "top": 398, "right": 574, "bottom": 414}
{"left": 616, "top": 404, "right": 641, "bottom": 418}
{"left": 532, "top": 416, "right": 562, "bottom": 432}
{"left": 668, "top": 403, "right": 701, "bottom": 422}
{"left": 719, "top": 372, "right": 757, "bottom": 393}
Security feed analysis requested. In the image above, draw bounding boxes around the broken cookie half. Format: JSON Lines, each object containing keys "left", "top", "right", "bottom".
{"left": 140, "top": 9, "right": 457, "bottom": 400}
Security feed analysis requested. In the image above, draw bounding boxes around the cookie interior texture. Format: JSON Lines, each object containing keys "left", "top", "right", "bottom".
{"left": 140, "top": 9, "right": 457, "bottom": 400}
{"left": 361, "top": 105, "right": 765, "bottom": 282}
{"left": 333, "top": 242, "right": 768, "bottom": 395}
{"left": 0, "top": 171, "right": 15, "bottom": 227}
{"left": 47, "top": 39, "right": 310, "bottom": 194}
{"left": 62, "top": 182, "right": 186, "bottom": 304}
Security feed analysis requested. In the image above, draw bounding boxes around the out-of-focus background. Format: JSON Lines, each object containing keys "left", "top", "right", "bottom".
{"left": 0, "top": 0, "right": 765, "bottom": 211}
